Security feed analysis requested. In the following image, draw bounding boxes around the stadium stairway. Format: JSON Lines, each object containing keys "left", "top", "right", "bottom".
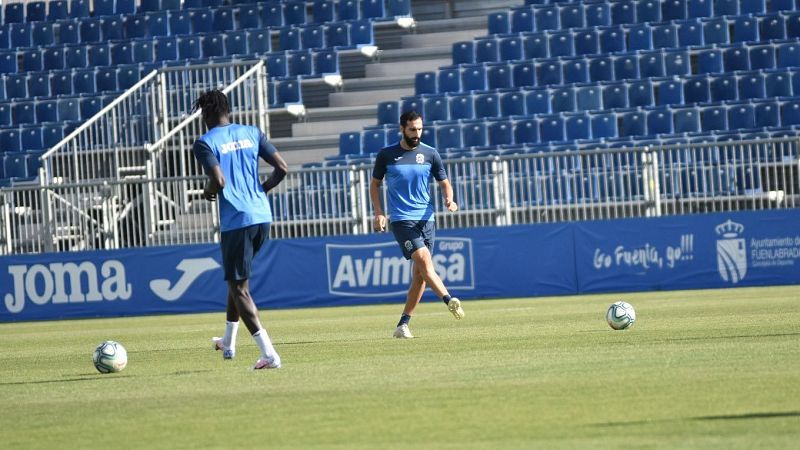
{"left": 269, "top": 0, "right": 523, "bottom": 168}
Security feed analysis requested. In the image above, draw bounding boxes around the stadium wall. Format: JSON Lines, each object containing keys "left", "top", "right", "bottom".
{"left": 2, "top": 209, "right": 799, "bottom": 322}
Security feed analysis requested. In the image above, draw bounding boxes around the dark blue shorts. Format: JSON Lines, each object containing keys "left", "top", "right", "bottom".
{"left": 220, "top": 223, "right": 270, "bottom": 281}
{"left": 391, "top": 220, "right": 435, "bottom": 260}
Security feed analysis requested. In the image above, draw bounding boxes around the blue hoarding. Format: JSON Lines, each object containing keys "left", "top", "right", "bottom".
{"left": 1, "top": 209, "right": 799, "bottom": 322}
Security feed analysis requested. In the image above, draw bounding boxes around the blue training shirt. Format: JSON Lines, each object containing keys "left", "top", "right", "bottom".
{"left": 192, "top": 124, "right": 275, "bottom": 232}
{"left": 372, "top": 141, "right": 448, "bottom": 222}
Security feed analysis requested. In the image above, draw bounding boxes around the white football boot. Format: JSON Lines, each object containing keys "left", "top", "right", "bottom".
{"left": 393, "top": 324, "right": 414, "bottom": 339}
{"left": 447, "top": 297, "right": 465, "bottom": 319}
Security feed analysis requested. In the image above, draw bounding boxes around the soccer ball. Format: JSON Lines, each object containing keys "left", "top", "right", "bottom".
{"left": 606, "top": 301, "right": 636, "bottom": 330}
{"left": 93, "top": 341, "right": 128, "bottom": 373}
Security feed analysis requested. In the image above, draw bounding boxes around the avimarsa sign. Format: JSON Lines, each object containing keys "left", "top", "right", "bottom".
{"left": 326, "top": 238, "right": 475, "bottom": 297}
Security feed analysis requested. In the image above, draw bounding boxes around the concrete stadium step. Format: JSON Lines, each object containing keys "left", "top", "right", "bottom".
{"left": 340, "top": 75, "right": 414, "bottom": 92}
{"left": 411, "top": 0, "right": 522, "bottom": 21}
{"left": 269, "top": 134, "right": 340, "bottom": 167}
{"left": 291, "top": 105, "right": 378, "bottom": 137}
{"left": 329, "top": 87, "right": 415, "bottom": 107}
{"left": 401, "top": 29, "right": 488, "bottom": 48}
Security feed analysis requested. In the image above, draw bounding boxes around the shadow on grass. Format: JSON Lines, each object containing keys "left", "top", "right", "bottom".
{"left": 592, "top": 411, "right": 800, "bottom": 427}
{"left": 0, "top": 374, "right": 133, "bottom": 386}
{"left": 662, "top": 332, "right": 800, "bottom": 342}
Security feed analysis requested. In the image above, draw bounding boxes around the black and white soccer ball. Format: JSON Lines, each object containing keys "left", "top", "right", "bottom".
{"left": 93, "top": 341, "right": 128, "bottom": 373}
{"left": 606, "top": 301, "right": 636, "bottom": 330}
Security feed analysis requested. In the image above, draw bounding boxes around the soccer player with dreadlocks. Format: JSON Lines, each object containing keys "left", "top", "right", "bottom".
{"left": 191, "top": 89, "right": 288, "bottom": 370}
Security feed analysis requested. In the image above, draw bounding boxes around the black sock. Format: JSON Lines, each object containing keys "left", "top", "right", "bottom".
{"left": 397, "top": 314, "right": 411, "bottom": 327}
{"left": 442, "top": 295, "right": 452, "bottom": 305}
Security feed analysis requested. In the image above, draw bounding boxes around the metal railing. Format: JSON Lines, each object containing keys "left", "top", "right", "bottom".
{"left": 2, "top": 137, "right": 798, "bottom": 255}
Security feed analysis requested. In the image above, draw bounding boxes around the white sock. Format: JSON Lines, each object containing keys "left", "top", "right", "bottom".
{"left": 223, "top": 321, "right": 239, "bottom": 351}
{"left": 252, "top": 329, "right": 279, "bottom": 362}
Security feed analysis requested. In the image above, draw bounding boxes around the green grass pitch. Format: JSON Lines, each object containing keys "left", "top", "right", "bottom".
{"left": 1, "top": 286, "right": 799, "bottom": 449}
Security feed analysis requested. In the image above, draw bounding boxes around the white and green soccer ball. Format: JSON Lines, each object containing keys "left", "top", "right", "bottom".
{"left": 93, "top": 341, "right": 128, "bottom": 373}
{"left": 606, "top": 301, "right": 636, "bottom": 330}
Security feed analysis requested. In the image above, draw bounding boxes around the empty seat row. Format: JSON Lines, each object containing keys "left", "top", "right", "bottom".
{"left": 0, "top": 65, "right": 141, "bottom": 100}
{"left": 0, "top": 124, "right": 76, "bottom": 154}
{"left": 1, "top": 151, "right": 45, "bottom": 181}
{"left": 500, "top": 0, "right": 795, "bottom": 34}
{"left": 0, "top": 96, "right": 108, "bottom": 128}
{"left": 463, "top": 13, "right": 800, "bottom": 65}
{"left": 278, "top": 21, "right": 375, "bottom": 51}
{"left": 422, "top": 41, "right": 800, "bottom": 95}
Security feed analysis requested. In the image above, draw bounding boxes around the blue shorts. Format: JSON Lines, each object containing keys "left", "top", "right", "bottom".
{"left": 391, "top": 220, "right": 435, "bottom": 260}
{"left": 220, "top": 223, "right": 270, "bottom": 281}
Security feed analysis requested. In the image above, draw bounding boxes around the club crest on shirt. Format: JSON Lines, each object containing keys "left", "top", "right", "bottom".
{"left": 415, "top": 153, "right": 425, "bottom": 164}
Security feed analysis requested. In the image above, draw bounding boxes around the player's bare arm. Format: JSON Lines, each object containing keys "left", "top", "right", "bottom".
{"left": 261, "top": 151, "right": 289, "bottom": 193}
{"left": 203, "top": 165, "right": 225, "bottom": 201}
{"left": 370, "top": 177, "right": 387, "bottom": 231}
{"left": 439, "top": 179, "right": 458, "bottom": 212}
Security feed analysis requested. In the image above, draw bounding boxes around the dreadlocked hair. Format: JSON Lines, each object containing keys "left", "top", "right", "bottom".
{"left": 193, "top": 89, "right": 230, "bottom": 118}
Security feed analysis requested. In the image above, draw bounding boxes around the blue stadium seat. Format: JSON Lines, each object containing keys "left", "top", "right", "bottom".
{"left": 710, "top": 73, "right": 737, "bottom": 101}
{"left": 400, "top": 96, "right": 421, "bottom": 115}
{"left": 732, "top": 16, "right": 758, "bottom": 43}
{"left": 4, "top": 3, "right": 24, "bottom": 23}
{"left": 377, "top": 101, "right": 399, "bottom": 125}
{"left": 512, "top": 60, "right": 535, "bottom": 87}
{"left": 247, "top": 30, "right": 271, "bottom": 54}
{"left": 523, "top": 32, "right": 548, "bottom": 59}
{"left": 96, "top": 67, "right": 117, "bottom": 92}
{"left": 22, "top": 49, "right": 42, "bottom": 72}
{"left": 619, "top": 109, "right": 645, "bottom": 136}
{"left": 452, "top": 41, "right": 474, "bottom": 65}
{"left": 73, "top": 69, "right": 95, "bottom": 94}
{"left": 50, "top": 71, "right": 71, "bottom": 96}
{"left": 511, "top": 8, "right": 534, "bottom": 33}
{"left": 42, "top": 124, "right": 64, "bottom": 148}
{"left": 362, "top": 129, "right": 385, "bottom": 154}
{"left": 703, "top": 18, "right": 728, "bottom": 45}
{"left": 677, "top": 19, "right": 704, "bottom": 47}
{"left": 777, "top": 42, "right": 800, "bottom": 68}
{"left": 361, "top": 0, "right": 384, "bottom": 19}
{"left": 611, "top": 1, "right": 635, "bottom": 25}
{"left": 22, "top": 127, "right": 44, "bottom": 151}
{"left": 476, "top": 38, "right": 499, "bottom": 63}
{"left": 500, "top": 91, "right": 525, "bottom": 116}
{"left": 449, "top": 94, "right": 473, "bottom": 120}
{"left": 239, "top": 5, "right": 261, "bottom": 29}
{"left": 738, "top": 73, "right": 765, "bottom": 99}
{"left": 585, "top": 2, "right": 611, "bottom": 27}
{"left": 117, "top": 65, "right": 140, "bottom": 89}
{"left": 437, "top": 124, "right": 462, "bottom": 150}
{"left": 94, "top": 0, "right": 115, "bottom": 16}
{"left": 576, "top": 84, "right": 600, "bottom": 110}
{"left": 639, "top": 52, "right": 665, "bottom": 78}
{"left": 565, "top": 113, "right": 590, "bottom": 140}
{"left": 589, "top": 56, "right": 613, "bottom": 81}
{"left": 80, "top": 97, "right": 103, "bottom": 119}
{"left": 140, "top": 0, "right": 160, "bottom": 12}
{"left": 525, "top": 88, "right": 550, "bottom": 114}
{"left": 559, "top": 3, "right": 584, "bottom": 29}
{"left": 169, "top": 11, "right": 192, "bottom": 36}
{"left": 192, "top": 11, "right": 214, "bottom": 34}
{"left": 156, "top": 37, "right": 178, "bottom": 62}
{"left": 603, "top": 82, "right": 628, "bottom": 108}
{"left": 48, "top": 1, "right": 69, "bottom": 21}
{"left": 770, "top": 0, "right": 796, "bottom": 12}
{"left": 0, "top": 104, "right": 11, "bottom": 127}
{"left": 687, "top": 0, "right": 712, "bottom": 17}
{"left": 653, "top": 24, "right": 678, "bottom": 50}
{"left": 475, "top": 92, "right": 499, "bottom": 118}
{"left": 728, "top": 103, "right": 756, "bottom": 129}
{"left": 102, "top": 17, "right": 124, "bottom": 41}
{"left": 5, "top": 74, "right": 27, "bottom": 99}
{"left": 349, "top": 20, "right": 373, "bottom": 47}
{"left": 112, "top": 43, "right": 133, "bottom": 65}
{"left": 58, "top": 22, "right": 80, "bottom": 44}
{"left": 14, "top": 102, "right": 36, "bottom": 125}
{"left": 10, "top": 23, "right": 32, "bottom": 48}
{"left": 422, "top": 95, "right": 448, "bottom": 122}
{"left": 636, "top": 0, "right": 660, "bottom": 22}
{"left": 591, "top": 112, "right": 617, "bottom": 138}
{"left": 337, "top": 0, "right": 359, "bottom": 21}
{"left": 697, "top": 48, "right": 723, "bottom": 73}
{"left": 548, "top": 31, "right": 573, "bottom": 58}
{"left": 70, "top": 0, "right": 90, "bottom": 19}
{"left": 724, "top": 46, "right": 749, "bottom": 72}
{"left": 339, "top": 131, "right": 361, "bottom": 155}
{"left": 551, "top": 86, "right": 576, "bottom": 112}
{"left": 540, "top": 114, "right": 565, "bottom": 142}
{"left": 755, "top": 100, "right": 780, "bottom": 127}
{"left": 628, "top": 25, "right": 652, "bottom": 52}
{"left": 764, "top": 69, "right": 792, "bottom": 97}
{"left": 214, "top": 7, "right": 235, "bottom": 32}
{"left": 489, "top": 12, "right": 510, "bottom": 35}
{"left": 685, "top": 75, "right": 710, "bottom": 103}
{"left": 701, "top": 104, "right": 727, "bottom": 131}
{"left": 266, "top": 53, "right": 288, "bottom": 78}
{"left": 313, "top": 1, "right": 335, "bottom": 24}
{"left": 749, "top": 45, "right": 775, "bottom": 70}
{"left": 760, "top": 15, "right": 786, "bottom": 41}
{"left": 415, "top": 72, "right": 436, "bottom": 95}
{"left": 663, "top": 49, "right": 689, "bottom": 76}
{"left": 599, "top": 26, "right": 625, "bottom": 53}
{"left": 36, "top": 100, "right": 58, "bottom": 123}
{"left": 179, "top": 37, "right": 201, "bottom": 61}
{"left": 487, "top": 63, "right": 512, "bottom": 89}
{"left": 614, "top": 55, "right": 639, "bottom": 80}
{"left": 673, "top": 107, "right": 700, "bottom": 132}
{"left": 132, "top": 41, "right": 154, "bottom": 63}
{"left": 387, "top": 0, "right": 410, "bottom": 17}
{"left": 787, "top": 12, "right": 800, "bottom": 38}
{"left": 628, "top": 79, "right": 653, "bottom": 107}
{"left": 326, "top": 22, "right": 350, "bottom": 48}
{"left": 781, "top": 99, "right": 800, "bottom": 125}
{"left": 536, "top": 5, "right": 559, "bottom": 31}
{"left": 64, "top": 46, "right": 88, "bottom": 69}
{"left": 461, "top": 65, "right": 487, "bottom": 91}
{"left": 462, "top": 120, "right": 487, "bottom": 147}
{"left": 574, "top": 29, "right": 599, "bottom": 56}
{"left": 0, "top": 130, "right": 22, "bottom": 152}
{"left": 280, "top": 27, "right": 301, "bottom": 51}
{"left": 302, "top": 25, "right": 326, "bottom": 50}
{"left": 663, "top": 0, "right": 687, "bottom": 20}
{"left": 225, "top": 31, "right": 248, "bottom": 56}
{"left": 498, "top": 36, "right": 522, "bottom": 61}
{"left": 261, "top": 3, "right": 284, "bottom": 28}
{"left": 563, "top": 58, "right": 589, "bottom": 83}
{"left": 80, "top": 19, "right": 102, "bottom": 43}
{"left": 276, "top": 77, "right": 301, "bottom": 105}
{"left": 437, "top": 67, "right": 460, "bottom": 93}
{"left": 202, "top": 35, "right": 225, "bottom": 58}
{"left": 514, "top": 118, "right": 539, "bottom": 144}
{"left": 488, "top": 119, "right": 513, "bottom": 146}
{"left": 125, "top": 15, "right": 148, "bottom": 39}
{"left": 43, "top": 47, "right": 65, "bottom": 71}
{"left": 536, "top": 60, "right": 562, "bottom": 86}
{"left": 314, "top": 50, "right": 338, "bottom": 75}
{"left": 31, "top": 23, "right": 54, "bottom": 46}
{"left": 3, "top": 153, "right": 27, "bottom": 178}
